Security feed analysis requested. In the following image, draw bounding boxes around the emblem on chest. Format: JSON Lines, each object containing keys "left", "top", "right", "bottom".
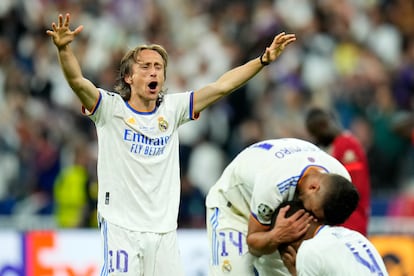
{"left": 158, "top": 116, "right": 168, "bottom": 132}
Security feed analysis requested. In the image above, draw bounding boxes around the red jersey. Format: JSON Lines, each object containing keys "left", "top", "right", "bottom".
{"left": 328, "top": 132, "right": 371, "bottom": 236}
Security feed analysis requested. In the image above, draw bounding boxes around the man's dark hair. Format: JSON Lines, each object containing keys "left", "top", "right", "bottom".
{"left": 271, "top": 200, "right": 307, "bottom": 254}
{"left": 304, "top": 107, "right": 340, "bottom": 147}
{"left": 270, "top": 200, "right": 305, "bottom": 228}
{"left": 271, "top": 174, "right": 359, "bottom": 227}
{"left": 305, "top": 107, "right": 338, "bottom": 128}
{"left": 322, "top": 174, "right": 360, "bottom": 225}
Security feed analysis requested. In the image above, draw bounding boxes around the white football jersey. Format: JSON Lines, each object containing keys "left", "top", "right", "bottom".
{"left": 89, "top": 89, "right": 196, "bottom": 232}
{"left": 297, "top": 226, "right": 388, "bottom": 275}
{"left": 206, "top": 138, "right": 351, "bottom": 225}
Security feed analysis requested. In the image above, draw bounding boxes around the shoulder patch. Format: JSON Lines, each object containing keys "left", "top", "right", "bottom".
{"left": 342, "top": 149, "right": 357, "bottom": 163}
{"left": 257, "top": 203, "right": 274, "bottom": 222}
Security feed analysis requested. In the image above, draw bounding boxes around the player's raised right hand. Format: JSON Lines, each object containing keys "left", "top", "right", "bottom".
{"left": 46, "top": 13, "right": 83, "bottom": 50}
{"left": 271, "top": 205, "right": 312, "bottom": 244}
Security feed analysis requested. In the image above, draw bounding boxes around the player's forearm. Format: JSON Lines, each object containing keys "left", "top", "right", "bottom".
{"left": 57, "top": 45, "right": 99, "bottom": 109}
{"left": 57, "top": 45, "right": 85, "bottom": 90}
{"left": 215, "top": 57, "right": 264, "bottom": 93}
{"left": 246, "top": 231, "right": 281, "bottom": 256}
{"left": 193, "top": 57, "right": 265, "bottom": 112}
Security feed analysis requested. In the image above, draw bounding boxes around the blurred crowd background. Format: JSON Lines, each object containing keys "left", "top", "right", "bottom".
{"left": 0, "top": 0, "right": 413, "bottom": 230}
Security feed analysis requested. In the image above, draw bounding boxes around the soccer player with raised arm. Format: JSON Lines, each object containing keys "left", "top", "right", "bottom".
{"left": 46, "top": 13, "right": 296, "bottom": 276}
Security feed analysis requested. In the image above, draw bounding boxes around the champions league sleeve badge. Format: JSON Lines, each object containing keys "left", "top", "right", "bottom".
{"left": 158, "top": 116, "right": 168, "bottom": 132}
{"left": 257, "top": 203, "right": 274, "bottom": 222}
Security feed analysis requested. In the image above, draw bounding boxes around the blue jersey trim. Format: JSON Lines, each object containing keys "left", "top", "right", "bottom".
{"left": 83, "top": 91, "right": 102, "bottom": 116}
{"left": 189, "top": 91, "right": 199, "bottom": 120}
{"left": 251, "top": 212, "right": 272, "bottom": 227}
{"left": 125, "top": 101, "right": 158, "bottom": 115}
{"left": 277, "top": 176, "right": 300, "bottom": 194}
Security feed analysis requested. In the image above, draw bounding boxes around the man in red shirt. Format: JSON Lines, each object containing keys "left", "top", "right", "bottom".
{"left": 305, "top": 107, "right": 371, "bottom": 236}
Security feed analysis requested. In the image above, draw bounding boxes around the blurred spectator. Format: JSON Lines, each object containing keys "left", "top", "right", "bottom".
{"left": 260, "top": 80, "right": 310, "bottom": 140}
{"left": 305, "top": 106, "right": 371, "bottom": 236}
{"left": 187, "top": 139, "right": 227, "bottom": 197}
{"left": 53, "top": 139, "right": 97, "bottom": 228}
{"left": 365, "top": 4, "right": 402, "bottom": 69}
{"left": 392, "top": 37, "right": 414, "bottom": 111}
{"left": 227, "top": 117, "right": 265, "bottom": 158}
{"left": 178, "top": 174, "right": 206, "bottom": 228}
{"left": 365, "top": 84, "right": 411, "bottom": 193}
{"left": 383, "top": 253, "right": 409, "bottom": 276}
{"left": 31, "top": 125, "right": 61, "bottom": 214}
{"left": 391, "top": 111, "right": 414, "bottom": 191}
{"left": 387, "top": 184, "right": 414, "bottom": 218}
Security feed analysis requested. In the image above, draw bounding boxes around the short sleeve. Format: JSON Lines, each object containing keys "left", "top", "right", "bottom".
{"left": 250, "top": 172, "right": 284, "bottom": 225}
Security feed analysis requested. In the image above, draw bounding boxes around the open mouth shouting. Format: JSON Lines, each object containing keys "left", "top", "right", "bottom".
{"left": 148, "top": 81, "right": 158, "bottom": 92}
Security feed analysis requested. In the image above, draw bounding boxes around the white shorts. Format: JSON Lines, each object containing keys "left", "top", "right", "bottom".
{"left": 99, "top": 215, "right": 184, "bottom": 276}
{"left": 207, "top": 206, "right": 255, "bottom": 276}
{"left": 206, "top": 200, "right": 289, "bottom": 276}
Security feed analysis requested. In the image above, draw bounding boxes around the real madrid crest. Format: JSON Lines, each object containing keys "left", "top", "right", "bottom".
{"left": 158, "top": 116, "right": 168, "bottom": 132}
{"left": 222, "top": 260, "right": 232, "bottom": 273}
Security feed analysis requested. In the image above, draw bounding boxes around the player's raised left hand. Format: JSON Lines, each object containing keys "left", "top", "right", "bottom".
{"left": 261, "top": 32, "right": 296, "bottom": 64}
